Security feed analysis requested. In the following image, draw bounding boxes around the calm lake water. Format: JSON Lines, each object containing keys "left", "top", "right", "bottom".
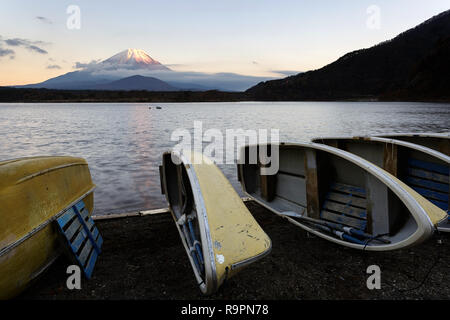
{"left": 1, "top": 102, "right": 449, "bottom": 215}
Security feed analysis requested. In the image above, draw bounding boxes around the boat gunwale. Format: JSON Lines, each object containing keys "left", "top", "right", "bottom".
{"left": 16, "top": 162, "right": 89, "bottom": 184}
{"left": 375, "top": 132, "right": 450, "bottom": 139}
{"left": 0, "top": 186, "right": 96, "bottom": 257}
{"left": 311, "top": 136, "right": 450, "bottom": 163}
{"left": 230, "top": 241, "right": 272, "bottom": 270}
{"left": 161, "top": 151, "right": 218, "bottom": 295}
{"left": 0, "top": 155, "right": 87, "bottom": 168}
{"left": 368, "top": 137, "right": 450, "bottom": 163}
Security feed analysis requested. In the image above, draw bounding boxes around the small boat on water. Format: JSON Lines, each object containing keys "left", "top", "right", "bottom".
{"left": 312, "top": 136, "right": 449, "bottom": 232}
{"left": 0, "top": 156, "right": 97, "bottom": 299}
{"left": 237, "top": 143, "right": 447, "bottom": 251}
{"left": 160, "top": 151, "right": 271, "bottom": 294}
{"left": 376, "top": 133, "right": 449, "bottom": 156}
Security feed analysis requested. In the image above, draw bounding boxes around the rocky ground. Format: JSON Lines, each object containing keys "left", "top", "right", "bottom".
{"left": 19, "top": 201, "right": 449, "bottom": 300}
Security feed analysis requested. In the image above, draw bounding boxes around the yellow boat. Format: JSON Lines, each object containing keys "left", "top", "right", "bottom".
{"left": 0, "top": 156, "right": 95, "bottom": 299}
{"left": 160, "top": 151, "right": 271, "bottom": 294}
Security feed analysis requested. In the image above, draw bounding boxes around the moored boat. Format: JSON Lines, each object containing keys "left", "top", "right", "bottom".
{"left": 160, "top": 151, "right": 271, "bottom": 294}
{"left": 0, "top": 156, "right": 96, "bottom": 299}
{"left": 312, "top": 136, "right": 449, "bottom": 232}
{"left": 238, "top": 143, "right": 447, "bottom": 251}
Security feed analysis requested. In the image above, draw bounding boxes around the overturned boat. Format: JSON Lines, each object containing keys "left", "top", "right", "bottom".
{"left": 237, "top": 143, "right": 447, "bottom": 251}
{"left": 376, "top": 133, "right": 449, "bottom": 156}
{"left": 0, "top": 156, "right": 99, "bottom": 299}
{"left": 313, "top": 136, "right": 449, "bottom": 232}
{"left": 160, "top": 151, "right": 271, "bottom": 294}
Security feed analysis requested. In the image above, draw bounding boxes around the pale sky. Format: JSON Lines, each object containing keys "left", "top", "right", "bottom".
{"left": 0, "top": 0, "right": 449, "bottom": 85}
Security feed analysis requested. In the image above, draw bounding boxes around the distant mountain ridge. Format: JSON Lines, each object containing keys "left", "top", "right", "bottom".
{"left": 94, "top": 75, "right": 177, "bottom": 91}
{"left": 247, "top": 10, "right": 450, "bottom": 101}
{"left": 16, "top": 48, "right": 273, "bottom": 92}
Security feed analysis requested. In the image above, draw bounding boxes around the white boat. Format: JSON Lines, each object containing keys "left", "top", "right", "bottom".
{"left": 313, "top": 136, "right": 449, "bottom": 232}
{"left": 237, "top": 143, "right": 447, "bottom": 251}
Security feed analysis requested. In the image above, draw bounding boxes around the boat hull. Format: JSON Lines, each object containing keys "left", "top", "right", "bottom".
{"left": 313, "top": 136, "right": 449, "bottom": 231}
{"left": 0, "top": 157, "right": 95, "bottom": 299}
{"left": 160, "top": 152, "right": 271, "bottom": 294}
{"left": 238, "top": 143, "right": 447, "bottom": 251}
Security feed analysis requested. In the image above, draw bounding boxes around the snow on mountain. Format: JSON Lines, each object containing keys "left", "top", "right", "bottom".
{"left": 100, "top": 48, "right": 170, "bottom": 71}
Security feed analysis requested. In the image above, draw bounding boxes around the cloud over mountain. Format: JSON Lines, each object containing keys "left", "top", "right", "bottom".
{"left": 67, "top": 48, "right": 274, "bottom": 91}
{"left": 18, "top": 48, "right": 278, "bottom": 91}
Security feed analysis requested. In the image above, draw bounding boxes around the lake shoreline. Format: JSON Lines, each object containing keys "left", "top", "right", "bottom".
{"left": 1, "top": 88, "right": 450, "bottom": 103}
{"left": 18, "top": 200, "right": 450, "bottom": 300}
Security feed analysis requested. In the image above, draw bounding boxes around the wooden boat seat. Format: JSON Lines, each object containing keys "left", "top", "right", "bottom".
{"left": 405, "top": 158, "right": 449, "bottom": 211}
{"left": 320, "top": 182, "right": 368, "bottom": 231}
{"left": 56, "top": 200, "right": 103, "bottom": 279}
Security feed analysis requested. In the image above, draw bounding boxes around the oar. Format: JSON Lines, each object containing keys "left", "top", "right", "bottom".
{"left": 177, "top": 210, "right": 204, "bottom": 275}
{"left": 304, "top": 221, "right": 367, "bottom": 245}
{"left": 188, "top": 218, "right": 204, "bottom": 265}
{"left": 281, "top": 211, "right": 391, "bottom": 244}
{"left": 178, "top": 217, "right": 201, "bottom": 270}
{"left": 179, "top": 177, "right": 205, "bottom": 275}
{"left": 181, "top": 222, "right": 203, "bottom": 273}
{"left": 320, "top": 219, "right": 390, "bottom": 243}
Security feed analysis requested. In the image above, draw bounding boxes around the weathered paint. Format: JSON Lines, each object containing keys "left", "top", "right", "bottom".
{"left": 304, "top": 149, "right": 321, "bottom": 219}
{"left": 188, "top": 153, "right": 271, "bottom": 288}
{"left": 383, "top": 143, "right": 398, "bottom": 176}
{"left": 0, "top": 156, "right": 95, "bottom": 299}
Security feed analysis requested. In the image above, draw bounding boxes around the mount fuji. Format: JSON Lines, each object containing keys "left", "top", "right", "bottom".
{"left": 18, "top": 48, "right": 273, "bottom": 91}
{"left": 101, "top": 49, "right": 170, "bottom": 71}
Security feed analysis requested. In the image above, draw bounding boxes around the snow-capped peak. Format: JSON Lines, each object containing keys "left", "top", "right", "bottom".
{"left": 102, "top": 49, "right": 170, "bottom": 70}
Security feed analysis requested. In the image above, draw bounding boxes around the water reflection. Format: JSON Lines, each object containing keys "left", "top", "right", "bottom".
{"left": 0, "top": 102, "right": 448, "bottom": 215}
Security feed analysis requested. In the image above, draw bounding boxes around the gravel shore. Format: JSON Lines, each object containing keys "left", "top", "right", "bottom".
{"left": 19, "top": 201, "right": 450, "bottom": 300}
